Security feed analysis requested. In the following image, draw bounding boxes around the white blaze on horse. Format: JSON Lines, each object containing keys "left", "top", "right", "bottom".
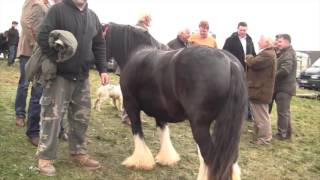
{"left": 105, "top": 22, "right": 246, "bottom": 180}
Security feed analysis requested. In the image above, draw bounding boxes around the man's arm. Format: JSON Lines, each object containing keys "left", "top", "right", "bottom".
{"left": 37, "top": 7, "right": 58, "bottom": 59}
{"left": 246, "top": 51, "right": 273, "bottom": 70}
{"left": 30, "top": 4, "right": 46, "bottom": 40}
{"left": 276, "top": 58, "right": 294, "bottom": 80}
{"left": 92, "top": 16, "right": 109, "bottom": 85}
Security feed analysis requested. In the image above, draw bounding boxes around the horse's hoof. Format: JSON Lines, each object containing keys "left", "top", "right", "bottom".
{"left": 155, "top": 154, "right": 180, "bottom": 166}
{"left": 122, "top": 156, "right": 155, "bottom": 170}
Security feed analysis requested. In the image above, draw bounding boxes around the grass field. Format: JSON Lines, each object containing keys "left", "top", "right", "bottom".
{"left": 0, "top": 60, "right": 319, "bottom": 180}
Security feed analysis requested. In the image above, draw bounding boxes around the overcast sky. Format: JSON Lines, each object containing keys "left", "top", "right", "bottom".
{"left": 0, "top": 0, "right": 319, "bottom": 51}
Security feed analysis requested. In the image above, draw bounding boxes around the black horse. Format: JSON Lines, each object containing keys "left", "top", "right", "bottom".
{"left": 0, "top": 32, "right": 8, "bottom": 60}
{"left": 105, "top": 22, "right": 247, "bottom": 180}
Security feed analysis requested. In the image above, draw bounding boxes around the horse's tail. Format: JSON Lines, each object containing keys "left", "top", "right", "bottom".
{"left": 208, "top": 62, "right": 247, "bottom": 180}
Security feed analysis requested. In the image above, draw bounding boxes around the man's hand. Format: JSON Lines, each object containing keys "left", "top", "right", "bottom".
{"left": 245, "top": 54, "right": 254, "bottom": 63}
{"left": 100, "top": 73, "right": 109, "bottom": 85}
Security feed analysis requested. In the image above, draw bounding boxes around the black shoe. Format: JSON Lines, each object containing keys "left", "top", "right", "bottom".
{"left": 59, "top": 132, "right": 68, "bottom": 141}
{"left": 29, "top": 137, "right": 39, "bottom": 147}
{"left": 273, "top": 133, "right": 290, "bottom": 140}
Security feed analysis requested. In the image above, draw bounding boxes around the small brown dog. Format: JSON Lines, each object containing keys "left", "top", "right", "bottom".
{"left": 94, "top": 84, "right": 123, "bottom": 112}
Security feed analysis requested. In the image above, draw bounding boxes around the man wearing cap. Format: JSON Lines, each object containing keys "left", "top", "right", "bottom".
{"left": 7, "top": 21, "right": 19, "bottom": 66}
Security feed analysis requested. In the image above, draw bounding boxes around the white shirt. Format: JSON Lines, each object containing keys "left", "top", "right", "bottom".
{"left": 239, "top": 36, "right": 247, "bottom": 55}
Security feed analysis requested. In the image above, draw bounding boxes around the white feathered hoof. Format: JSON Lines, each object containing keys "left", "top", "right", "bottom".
{"left": 155, "top": 126, "right": 180, "bottom": 166}
{"left": 232, "top": 162, "right": 241, "bottom": 180}
{"left": 155, "top": 148, "right": 180, "bottom": 166}
{"left": 121, "top": 135, "right": 155, "bottom": 170}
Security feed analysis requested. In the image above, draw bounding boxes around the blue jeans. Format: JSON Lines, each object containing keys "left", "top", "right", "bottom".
{"left": 15, "top": 56, "right": 66, "bottom": 138}
{"left": 8, "top": 45, "right": 17, "bottom": 65}
{"left": 15, "top": 56, "right": 29, "bottom": 119}
{"left": 26, "top": 86, "right": 43, "bottom": 138}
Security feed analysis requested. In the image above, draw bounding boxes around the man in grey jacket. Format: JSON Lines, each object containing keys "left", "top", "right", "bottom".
{"left": 36, "top": 0, "right": 109, "bottom": 176}
{"left": 273, "top": 34, "right": 297, "bottom": 140}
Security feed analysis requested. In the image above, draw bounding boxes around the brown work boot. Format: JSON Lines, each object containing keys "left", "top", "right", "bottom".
{"left": 15, "top": 117, "right": 25, "bottom": 127}
{"left": 29, "top": 137, "right": 39, "bottom": 147}
{"left": 71, "top": 154, "right": 101, "bottom": 170}
{"left": 38, "top": 159, "right": 56, "bottom": 176}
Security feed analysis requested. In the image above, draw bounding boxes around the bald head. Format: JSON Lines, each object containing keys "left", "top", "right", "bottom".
{"left": 178, "top": 28, "right": 190, "bottom": 42}
{"left": 258, "top": 35, "right": 274, "bottom": 50}
{"left": 137, "top": 13, "right": 152, "bottom": 27}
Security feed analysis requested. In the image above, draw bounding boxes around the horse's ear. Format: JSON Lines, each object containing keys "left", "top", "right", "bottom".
{"left": 103, "top": 24, "right": 109, "bottom": 34}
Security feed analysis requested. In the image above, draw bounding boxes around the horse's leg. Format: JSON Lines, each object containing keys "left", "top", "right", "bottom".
{"left": 121, "top": 103, "right": 155, "bottom": 170}
{"left": 155, "top": 121, "right": 180, "bottom": 166}
{"left": 232, "top": 162, "right": 241, "bottom": 180}
{"left": 191, "top": 120, "right": 241, "bottom": 180}
{"left": 190, "top": 121, "right": 211, "bottom": 180}
{"left": 196, "top": 145, "right": 208, "bottom": 180}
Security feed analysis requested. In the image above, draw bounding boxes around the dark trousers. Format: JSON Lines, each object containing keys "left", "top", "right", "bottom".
{"left": 15, "top": 56, "right": 29, "bottom": 119}
{"left": 268, "top": 93, "right": 276, "bottom": 114}
{"left": 26, "top": 86, "right": 42, "bottom": 138}
{"left": 7, "top": 45, "right": 17, "bottom": 65}
{"left": 15, "top": 56, "right": 66, "bottom": 139}
{"left": 275, "top": 92, "right": 292, "bottom": 137}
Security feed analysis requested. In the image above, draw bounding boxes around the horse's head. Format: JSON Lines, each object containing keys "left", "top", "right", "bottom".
{"left": 105, "top": 22, "right": 166, "bottom": 70}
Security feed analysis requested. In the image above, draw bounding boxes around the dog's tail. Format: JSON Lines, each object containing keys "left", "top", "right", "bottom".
{"left": 207, "top": 61, "right": 247, "bottom": 180}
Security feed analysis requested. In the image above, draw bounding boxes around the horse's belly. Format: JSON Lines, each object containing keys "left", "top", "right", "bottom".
{"left": 141, "top": 103, "right": 186, "bottom": 123}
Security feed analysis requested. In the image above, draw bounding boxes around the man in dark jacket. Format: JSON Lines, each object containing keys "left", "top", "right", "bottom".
{"left": 223, "top": 21, "right": 256, "bottom": 69}
{"left": 273, "top": 34, "right": 297, "bottom": 140}
{"left": 167, "top": 28, "right": 191, "bottom": 49}
{"left": 7, "top": 21, "right": 19, "bottom": 65}
{"left": 223, "top": 22, "right": 256, "bottom": 121}
{"left": 36, "top": 0, "right": 109, "bottom": 176}
{"left": 246, "top": 35, "right": 277, "bottom": 145}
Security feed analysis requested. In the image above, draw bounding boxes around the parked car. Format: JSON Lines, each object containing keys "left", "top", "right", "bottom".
{"left": 297, "top": 58, "right": 320, "bottom": 90}
{"left": 296, "top": 51, "right": 311, "bottom": 78}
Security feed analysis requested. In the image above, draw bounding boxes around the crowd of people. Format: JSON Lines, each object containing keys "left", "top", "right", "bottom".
{"left": 0, "top": 21, "right": 19, "bottom": 65}
{"left": 1, "top": 0, "right": 297, "bottom": 177}
{"left": 167, "top": 21, "right": 296, "bottom": 145}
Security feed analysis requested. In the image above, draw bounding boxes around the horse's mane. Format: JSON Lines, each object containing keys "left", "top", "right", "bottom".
{"left": 106, "top": 22, "right": 168, "bottom": 68}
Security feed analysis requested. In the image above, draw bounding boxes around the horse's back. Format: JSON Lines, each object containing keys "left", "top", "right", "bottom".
{"left": 121, "top": 46, "right": 243, "bottom": 122}
{"left": 173, "top": 46, "right": 240, "bottom": 111}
